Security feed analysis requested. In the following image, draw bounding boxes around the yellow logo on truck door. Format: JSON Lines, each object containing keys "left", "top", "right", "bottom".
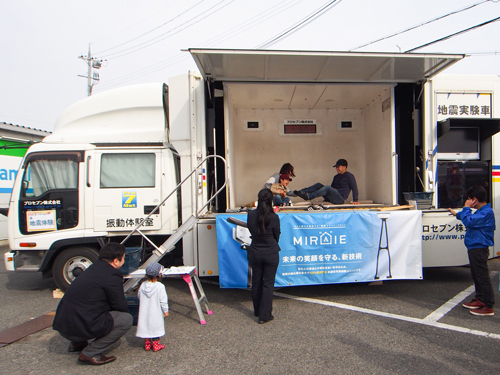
{"left": 122, "top": 191, "right": 137, "bottom": 208}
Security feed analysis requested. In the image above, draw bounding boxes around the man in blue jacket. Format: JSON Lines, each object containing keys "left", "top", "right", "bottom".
{"left": 449, "top": 185, "right": 496, "bottom": 316}
{"left": 53, "top": 243, "right": 133, "bottom": 365}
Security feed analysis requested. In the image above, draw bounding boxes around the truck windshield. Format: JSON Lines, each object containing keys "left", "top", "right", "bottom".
{"left": 22, "top": 159, "right": 78, "bottom": 197}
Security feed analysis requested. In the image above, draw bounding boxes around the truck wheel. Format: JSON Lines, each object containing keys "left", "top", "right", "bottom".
{"left": 52, "top": 247, "right": 98, "bottom": 291}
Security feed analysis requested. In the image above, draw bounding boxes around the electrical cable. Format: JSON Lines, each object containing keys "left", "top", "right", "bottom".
{"left": 94, "top": 0, "right": 207, "bottom": 55}
{"left": 97, "top": 0, "right": 305, "bottom": 89}
{"left": 256, "top": 0, "right": 343, "bottom": 49}
{"left": 405, "top": 15, "right": 500, "bottom": 52}
{"left": 103, "top": 0, "right": 235, "bottom": 59}
{"left": 467, "top": 50, "right": 500, "bottom": 55}
{"left": 97, "top": 53, "right": 189, "bottom": 90}
{"left": 350, "top": 0, "right": 490, "bottom": 51}
{"left": 203, "top": 0, "right": 304, "bottom": 47}
{"left": 89, "top": 1, "right": 181, "bottom": 45}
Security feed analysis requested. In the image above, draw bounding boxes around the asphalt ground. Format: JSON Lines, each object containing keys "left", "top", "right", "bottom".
{"left": 1, "top": 244, "right": 500, "bottom": 375}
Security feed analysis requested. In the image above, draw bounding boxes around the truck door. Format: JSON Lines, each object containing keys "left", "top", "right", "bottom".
{"left": 92, "top": 150, "right": 163, "bottom": 232}
{"left": 19, "top": 151, "right": 82, "bottom": 234}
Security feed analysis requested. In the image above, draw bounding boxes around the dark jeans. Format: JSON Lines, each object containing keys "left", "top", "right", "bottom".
{"left": 301, "top": 183, "right": 345, "bottom": 204}
{"left": 60, "top": 311, "right": 133, "bottom": 357}
{"left": 273, "top": 195, "right": 290, "bottom": 206}
{"left": 468, "top": 247, "right": 495, "bottom": 308}
{"left": 250, "top": 252, "right": 279, "bottom": 321}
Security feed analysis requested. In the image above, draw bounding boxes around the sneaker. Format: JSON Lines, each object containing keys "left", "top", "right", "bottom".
{"left": 152, "top": 339, "right": 165, "bottom": 352}
{"left": 294, "top": 190, "right": 308, "bottom": 200}
{"left": 462, "top": 298, "right": 485, "bottom": 309}
{"left": 470, "top": 306, "right": 494, "bottom": 316}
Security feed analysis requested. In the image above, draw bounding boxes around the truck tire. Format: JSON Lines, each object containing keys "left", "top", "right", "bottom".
{"left": 52, "top": 247, "right": 99, "bottom": 291}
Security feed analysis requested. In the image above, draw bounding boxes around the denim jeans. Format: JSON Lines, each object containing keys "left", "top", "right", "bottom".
{"left": 273, "top": 195, "right": 290, "bottom": 206}
{"left": 301, "top": 183, "right": 345, "bottom": 204}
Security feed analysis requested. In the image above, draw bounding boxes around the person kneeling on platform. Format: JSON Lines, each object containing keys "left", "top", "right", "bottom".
{"left": 271, "top": 174, "right": 292, "bottom": 206}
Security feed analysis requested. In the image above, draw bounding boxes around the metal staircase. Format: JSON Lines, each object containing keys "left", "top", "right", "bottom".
{"left": 123, "top": 155, "right": 227, "bottom": 293}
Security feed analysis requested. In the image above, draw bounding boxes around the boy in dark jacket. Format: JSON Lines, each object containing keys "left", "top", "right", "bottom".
{"left": 449, "top": 185, "right": 496, "bottom": 316}
{"left": 53, "top": 243, "right": 133, "bottom": 365}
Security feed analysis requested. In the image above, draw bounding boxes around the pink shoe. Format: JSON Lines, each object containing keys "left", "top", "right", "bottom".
{"left": 144, "top": 339, "right": 151, "bottom": 351}
{"left": 152, "top": 339, "right": 165, "bottom": 352}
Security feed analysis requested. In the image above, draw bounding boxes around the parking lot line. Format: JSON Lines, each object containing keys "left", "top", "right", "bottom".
{"left": 423, "top": 285, "right": 475, "bottom": 322}
{"left": 424, "top": 271, "right": 499, "bottom": 322}
{"left": 274, "top": 291, "right": 500, "bottom": 340}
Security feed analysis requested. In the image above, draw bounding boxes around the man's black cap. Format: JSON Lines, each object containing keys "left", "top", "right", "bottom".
{"left": 333, "top": 159, "right": 348, "bottom": 168}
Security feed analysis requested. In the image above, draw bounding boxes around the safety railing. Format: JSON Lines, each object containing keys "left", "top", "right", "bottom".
{"left": 120, "top": 155, "right": 227, "bottom": 252}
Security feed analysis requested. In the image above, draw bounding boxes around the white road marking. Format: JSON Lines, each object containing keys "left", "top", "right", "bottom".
{"left": 424, "top": 271, "right": 499, "bottom": 322}
{"left": 274, "top": 289, "right": 500, "bottom": 340}
{"left": 423, "top": 285, "right": 475, "bottom": 322}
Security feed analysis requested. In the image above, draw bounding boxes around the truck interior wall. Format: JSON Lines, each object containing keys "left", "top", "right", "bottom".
{"left": 212, "top": 81, "right": 227, "bottom": 212}
{"left": 224, "top": 82, "right": 394, "bottom": 207}
{"left": 395, "top": 83, "right": 419, "bottom": 204}
{"left": 231, "top": 107, "right": 366, "bottom": 206}
{"left": 223, "top": 84, "right": 237, "bottom": 209}
{"left": 363, "top": 89, "right": 394, "bottom": 205}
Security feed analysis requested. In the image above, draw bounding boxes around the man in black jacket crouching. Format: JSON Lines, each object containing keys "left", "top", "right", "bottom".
{"left": 53, "top": 242, "right": 132, "bottom": 366}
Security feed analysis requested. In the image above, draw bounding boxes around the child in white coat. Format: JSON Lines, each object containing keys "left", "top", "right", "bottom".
{"left": 135, "top": 262, "right": 169, "bottom": 352}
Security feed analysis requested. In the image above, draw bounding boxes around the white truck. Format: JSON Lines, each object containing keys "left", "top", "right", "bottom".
{"left": 4, "top": 49, "right": 500, "bottom": 291}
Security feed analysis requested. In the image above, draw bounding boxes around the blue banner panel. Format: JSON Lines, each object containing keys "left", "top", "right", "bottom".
{"left": 276, "top": 211, "right": 379, "bottom": 286}
{"left": 216, "top": 211, "right": 422, "bottom": 289}
{"left": 216, "top": 215, "right": 251, "bottom": 288}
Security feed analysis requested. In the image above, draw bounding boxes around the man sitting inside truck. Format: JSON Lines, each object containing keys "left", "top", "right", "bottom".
{"left": 294, "top": 159, "right": 359, "bottom": 205}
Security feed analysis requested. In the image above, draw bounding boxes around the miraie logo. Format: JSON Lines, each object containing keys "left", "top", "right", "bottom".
{"left": 293, "top": 231, "right": 346, "bottom": 246}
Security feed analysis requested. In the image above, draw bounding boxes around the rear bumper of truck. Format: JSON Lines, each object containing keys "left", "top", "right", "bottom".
{"left": 4, "top": 251, "right": 15, "bottom": 271}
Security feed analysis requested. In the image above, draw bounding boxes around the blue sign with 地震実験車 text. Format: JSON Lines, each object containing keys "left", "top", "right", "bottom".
{"left": 216, "top": 210, "right": 423, "bottom": 289}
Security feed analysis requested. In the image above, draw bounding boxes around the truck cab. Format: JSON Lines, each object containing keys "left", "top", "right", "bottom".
{"left": 6, "top": 83, "right": 181, "bottom": 290}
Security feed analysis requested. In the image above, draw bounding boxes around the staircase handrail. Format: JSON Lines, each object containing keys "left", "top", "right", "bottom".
{"left": 121, "top": 154, "right": 227, "bottom": 246}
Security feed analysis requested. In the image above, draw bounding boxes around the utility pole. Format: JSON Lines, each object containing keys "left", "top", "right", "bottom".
{"left": 78, "top": 44, "right": 106, "bottom": 96}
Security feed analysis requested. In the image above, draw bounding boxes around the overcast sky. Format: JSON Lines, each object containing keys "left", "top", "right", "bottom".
{"left": 2, "top": 0, "right": 500, "bottom": 132}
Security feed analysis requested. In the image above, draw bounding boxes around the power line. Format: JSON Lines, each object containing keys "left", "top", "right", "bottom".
{"left": 103, "top": 0, "right": 235, "bottom": 59}
{"left": 405, "top": 15, "right": 500, "bottom": 53}
{"left": 256, "top": 0, "right": 343, "bottom": 49}
{"left": 467, "top": 50, "right": 500, "bottom": 55}
{"left": 350, "top": 0, "right": 490, "bottom": 51}
{"left": 203, "top": 0, "right": 304, "bottom": 47}
{"left": 94, "top": 0, "right": 207, "bottom": 55}
{"left": 97, "top": 0, "right": 306, "bottom": 89}
{"left": 97, "top": 53, "right": 188, "bottom": 90}
{"left": 89, "top": 2, "right": 180, "bottom": 45}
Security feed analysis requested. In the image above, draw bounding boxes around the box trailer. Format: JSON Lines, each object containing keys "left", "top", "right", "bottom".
{"left": 4, "top": 49, "right": 500, "bottom": 291}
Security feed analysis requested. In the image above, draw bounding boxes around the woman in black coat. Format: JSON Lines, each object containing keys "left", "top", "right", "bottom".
{"left": 247, "top": 188, "right": 281, "bottom": 324}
